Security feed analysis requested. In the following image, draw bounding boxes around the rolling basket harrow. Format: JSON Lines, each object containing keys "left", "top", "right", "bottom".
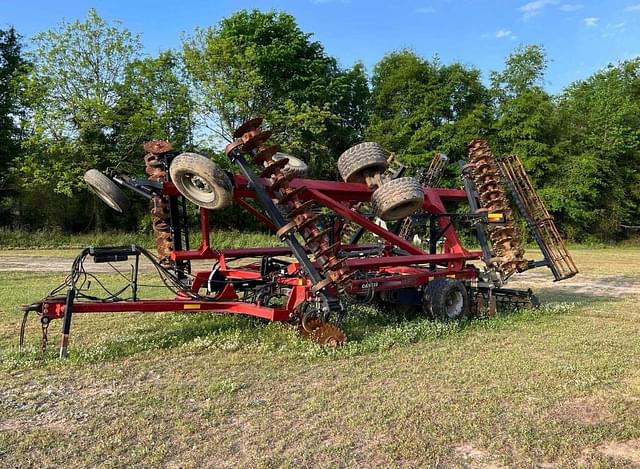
{"left": 20, "top": 118, "right": 578, "bottom": 356}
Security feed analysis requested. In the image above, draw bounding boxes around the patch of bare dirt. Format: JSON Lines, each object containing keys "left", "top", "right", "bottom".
{"left": 0, "top": 256, "right": 153, "bottom": 272}
{"left": 455, "top": 443, "right": 505, "bottom": 469}
{"left": 0, "top": 381, "right": 126, "bottom": 435}
{"left": 509, "top": 272, "right": 640, "bottom": 298}
{"left": 0, "top": 413, "right": 71, "bottom": 433}
{"left": 548, "top": 396, "right": 612, "bottom": 425}
{"left": 596, "top": 439, "right": 640, "bottom": 465}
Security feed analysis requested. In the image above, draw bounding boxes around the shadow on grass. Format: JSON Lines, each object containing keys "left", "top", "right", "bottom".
{"left": 2, "top": 299, "right": 585, "bottom": 368}
{"left": 72, "top": 313, "right": 299, "bottom": 362}
{"left": 1, "top": 313, "right": 276, "bottom": 367}
{"left": 534, "top": 287, "right": 627, "bottom": 305}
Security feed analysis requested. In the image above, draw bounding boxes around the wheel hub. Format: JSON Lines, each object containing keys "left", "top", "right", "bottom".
{"left": 445, "top": 290, "right": 464, "bottom": 318}
{"left": 187, "top": 174, "right": 213, "bottom": 193}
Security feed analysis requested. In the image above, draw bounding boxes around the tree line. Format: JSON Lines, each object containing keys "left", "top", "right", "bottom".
{"left": 1, "top": 8, "right": 638, "bottom": 241}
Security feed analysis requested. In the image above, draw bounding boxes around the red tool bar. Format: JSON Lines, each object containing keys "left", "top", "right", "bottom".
{"left": 164, "top": 176, "right": 468, "bottom": 202}
{"left": 348, "top": 268, "right": 478, "bottom": 291}
{"left": 172, "top": 243, "right": 380, "bottom": 261}
{"left": 346, "top": 252, "right": 482, "bottom": 271}
{"left": 172, "top": 246, "right": 294, "bottom": 261}
{"left": 231, "top": 176, "right": 468, "bottom": 202}
{"left": 43, "top": 299, "right": 291, "bottom": 321}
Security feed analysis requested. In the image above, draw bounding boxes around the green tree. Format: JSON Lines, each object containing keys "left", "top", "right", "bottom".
{"left": 114, "top": 51, "right": 194, "bottom": 160}
{"left": 0, "top": 27, "right": 28, "bottom": 189}
{"left": 182, "top": 9, "right": 369, "bottom": 176}
{"left": 19, "top": 8, "right": 142, "bottom": 196}
{"left": 490, "top": 45, "right": 559, "bottom": 183}
{"left": 367, "top": 50, "right": 491, "bottom": 174}
{"left": 549, "top": 59, "right": 640, "bottom": 240}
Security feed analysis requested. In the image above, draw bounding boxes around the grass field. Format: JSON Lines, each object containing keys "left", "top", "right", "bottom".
{"left": 0, "top": 228, "right": 278, "bottom": 251}
{"left": 1, "top": 248, "right": 640, "bottom": 467}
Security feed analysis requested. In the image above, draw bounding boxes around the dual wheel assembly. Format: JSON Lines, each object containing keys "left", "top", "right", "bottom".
{"left": 337, "top": 142, "right": 425, "bottom": 221}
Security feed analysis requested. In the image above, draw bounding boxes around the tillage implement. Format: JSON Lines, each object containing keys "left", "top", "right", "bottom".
{"left": 21, "top": 118, "right": 578, "bottom": 356}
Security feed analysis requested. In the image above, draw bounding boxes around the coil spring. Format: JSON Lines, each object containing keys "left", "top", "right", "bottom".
{"left": 234, "top": 120, "right": 352, "bottom": 293}
{"left": 467, "top": 139, "right": 527, "bottom": 277}
{"left": 143, "top": 140, "right": 173, "bottom": 262}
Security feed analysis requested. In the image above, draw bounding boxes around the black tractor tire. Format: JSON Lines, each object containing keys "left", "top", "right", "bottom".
{"left": 423, "top": 278, "right": 469, "bottom": 321}
{"left": 337, "top": 142, "right": 388, "bottom": 183}
{"left": 272, "top": 152, "right": 308, "bottom": 179}
{"left": 169, "top": 153, "right": 233, "bottom": 210}
{"left": 84, "top": 169, "right": 130, "bottom": 213}
{"left": 371, "top": 177, "right": 424, "bottom": 221}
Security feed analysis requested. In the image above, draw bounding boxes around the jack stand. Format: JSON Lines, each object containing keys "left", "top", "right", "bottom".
{"left": 59, "top": 288, "right": 75, "bottom": 358}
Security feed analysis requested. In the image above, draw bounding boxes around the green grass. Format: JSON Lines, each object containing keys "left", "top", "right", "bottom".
{"left": 0, "top": 227, "right": 278, "bottom": 250}
{"left": 1, "top": 248, "right": 640, "bottom": 466}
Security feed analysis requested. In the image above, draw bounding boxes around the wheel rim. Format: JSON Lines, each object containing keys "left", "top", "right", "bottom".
{"left": 350, "top": 163, "right": 387, "bottom": 182}
{"left": 380, "top": 198, "right": 423, "bottom": 220}
{"left": 178, "top": 172, "right": 216, "bottom": 204}
{"left": 444, "top": 289, "right": 464, "bottom": 319}
{"left": 90, "top": 185, "right": 122, "bottom": 212}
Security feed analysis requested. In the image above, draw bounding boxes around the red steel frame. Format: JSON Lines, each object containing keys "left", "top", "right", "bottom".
{"left": 38, "top": 175, "right": 481, "bottom": 322}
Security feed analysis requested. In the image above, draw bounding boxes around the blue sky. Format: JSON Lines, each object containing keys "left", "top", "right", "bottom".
{"left": 2, "top": 0, "right": 639, "bottom": 93}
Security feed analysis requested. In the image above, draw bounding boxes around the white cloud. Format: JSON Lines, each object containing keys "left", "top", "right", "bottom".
{"left": 496, "top": 29, "right": 515, "bottom": 39}
{"left": 558, "top": 3, "right": 583, "bottom": 11}
{"left": 520, "top": 0, "right": 556, "bottom": 19}
{"left": 584, "top": 17, "right": 599, "bottom": 27}
{"left": 483, "top": 30, "right": 517, "bottom": 40}
{"left": 624, "top": 4, "right": 640, "bottom": 11}
{"left": 602, "top": 21, "right": 626, "bottom": 37}
{"left": 415, "top": 7, "right": 436, "bottom": 13}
